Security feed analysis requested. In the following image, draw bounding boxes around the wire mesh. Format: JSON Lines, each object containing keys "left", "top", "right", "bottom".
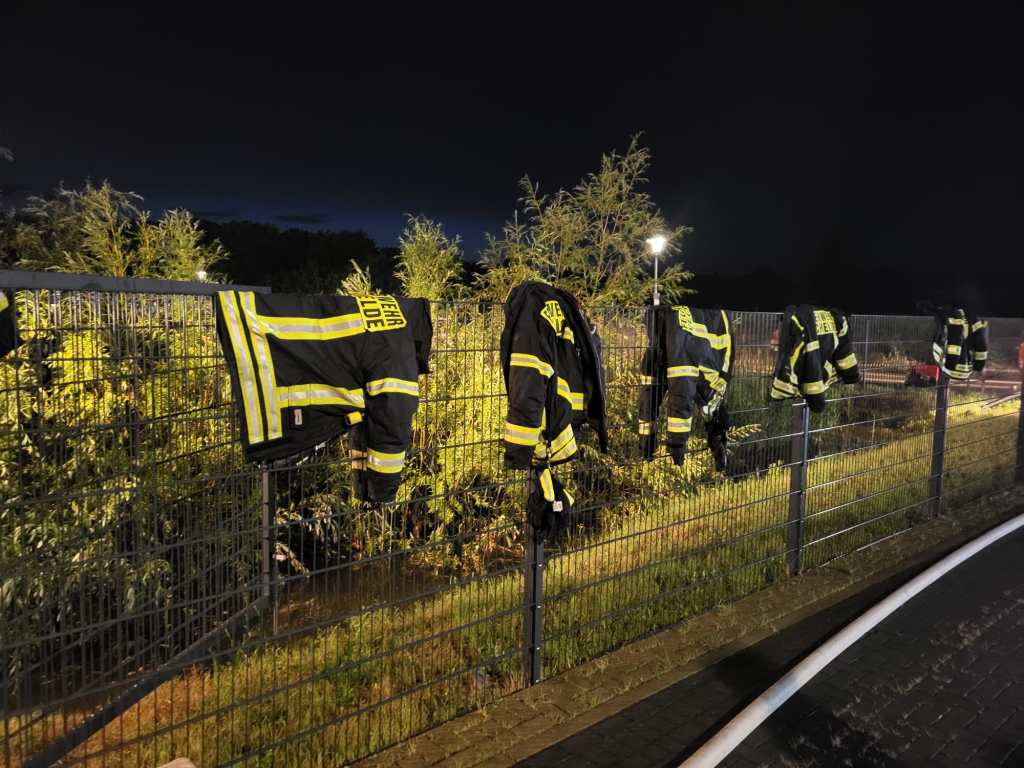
{"left": 1, "top": 279, "right": 1021, "bottom": 767}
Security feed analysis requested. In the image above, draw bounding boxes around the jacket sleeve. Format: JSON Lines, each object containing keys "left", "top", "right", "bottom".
{"left": 970, "top": 318, "right": 988, "bottom": 372}
{"left": 504, "top": 309, "right": 556, "bottom": 469}
{"left": 362, "top": 348, "right": 421, "bottom": 503}
{"left": 665, "top": 339, "right": 698, "bottom": 465}
{"left": 832, "top": 313, "right": 860, "bottom": 384}
{"left": 638, "top": 309, "right": 665, "bottom": 459}
{"left": 771, "top": 313, "right": 802, "bottom": 402}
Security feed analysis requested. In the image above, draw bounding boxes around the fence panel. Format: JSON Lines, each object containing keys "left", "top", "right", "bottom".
{"left": 1, "top": 277, "right": 1021, "bottom": 768}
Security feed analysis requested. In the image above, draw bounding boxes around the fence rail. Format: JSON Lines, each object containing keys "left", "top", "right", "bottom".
{"left": 1, "top": 271, "right": 1022, "bottom": 767}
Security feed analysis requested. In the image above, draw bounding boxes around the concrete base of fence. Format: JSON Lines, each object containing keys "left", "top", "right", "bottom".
{"left": 355, "top": 485, "right": 1024, "bottom": 768}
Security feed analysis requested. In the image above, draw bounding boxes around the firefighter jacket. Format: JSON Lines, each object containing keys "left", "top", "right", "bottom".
{"left": 0, "top": 290, "right": 18, "bottom": 358}
{"left": 929, "top": 306, "right": 988, "bottom": 380}
{"left": 500, "top": 281, "right": 608, "bottom": 470}
{"left": 215, "top": 291, "right": 432, "bottom": 503}
{"left": 771, "top": 305, "right": 859, "bottom": 413}
{"left": 637, "top": 305, "right": 734, "bottom": 466}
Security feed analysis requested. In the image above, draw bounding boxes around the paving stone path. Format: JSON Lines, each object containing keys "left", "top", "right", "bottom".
{"left": 516, "top": 528, "right": 1024, "bottom": 768}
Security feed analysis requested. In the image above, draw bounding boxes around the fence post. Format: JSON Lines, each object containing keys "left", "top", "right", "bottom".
{"left": 787, "top": 401, "right": 810, "bottom": 576}
{"left": 261, "top": 465, "right": 277, "bottom": 633}
{"left": 522, "top": 520, "right": 545, "bottom": 687}
{"left": 929, "top": 372, "right": 950, "bottom": 517}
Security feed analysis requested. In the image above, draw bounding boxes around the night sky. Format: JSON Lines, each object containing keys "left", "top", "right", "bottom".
{"left": 2, "top": 2, "right": 1022, "bottom": 310}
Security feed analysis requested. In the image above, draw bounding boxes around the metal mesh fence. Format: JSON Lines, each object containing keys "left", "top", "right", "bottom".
{"left": 1, "top": 274, "right": 1021, "bottom": 767}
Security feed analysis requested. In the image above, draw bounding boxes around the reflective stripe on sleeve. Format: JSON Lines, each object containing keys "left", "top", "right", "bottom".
{"left": 973, "top": 351, "right": 988, "bottom": 360}
{"left": 639, "top": 374, "right": 655, "bottom": 385}
{"left": 549, "top": 423, "right": 578, "bottom": 462}
{"left": 946, "top": 344, "right": 962, "bottom": 355}
{"left": 510, "top": 353, "right": 554, "bottom": 378}
{"left": 367, "top": 448, "right": 405, "bottom": 474}
{"left": 505, "top": 421, "right": 542, "bottom": 446}
{"left": 802, "top": 380, "right": 826, "bottom": 395}
{"left": 835, "top": 353, "right": 857, "bottom": 370}
{"left": 366, "top": 378, "right": 419, "bottom": 397}
{"left": 638, "top": 420, "right": 652, "bottom": 436}
{"left": 805, "top": 340, "right": 820, "bottom": 351}
{"left": 0, "top": 293, "right": 8, "bottom": 312}
{"left": 667, "top": 416, "right": 692, "bottom": 433}
{"left": 971, "top": 320, "right": 987, "bottom": 333}
{"left": 667, "top": 365, "right": 699, "bottom": 378}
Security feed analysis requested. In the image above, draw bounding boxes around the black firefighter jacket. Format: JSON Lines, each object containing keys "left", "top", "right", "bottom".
{"left": 0, "top": 290, "right": 18, "bottom": 358}
{"left": 771, "top": 305, "right": 859, "bottom": 413}
{"left": 500, "top": 281, "right": 608, "bottom": 470}
{"left": 215, "top": 291, "right": 432, "bottom": 503}
{"left": 638, "top": 305, "right": 734, "bottom": 465}
{"left": 930, "top": 306, "right": 988, "bottom": 380}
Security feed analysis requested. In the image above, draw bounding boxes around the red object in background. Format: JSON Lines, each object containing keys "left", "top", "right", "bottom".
{"left": 907, "top": 362, "right": 941, "bottom": 387}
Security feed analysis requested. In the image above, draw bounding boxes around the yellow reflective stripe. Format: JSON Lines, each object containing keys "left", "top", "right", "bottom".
{"left": 971, "top": 320, "right": 987, "bottom": 333}
{"left": 638, "top": 420, "right": 652, "bottom": 436}
{"left": 789, "top": 340, "right": 805, "bottom": 373}
{"left": 0, "top": 293, "right": 8, "bottom": 312}
{"left": 667, "top": 365, "right": 699, "bottom": 378}
{"left": 720, "top": 310, "right": 733, "bottom": 374}
{"left": 276, "top": 384, "right": 365, "bottom": 409}
{"left": 790, "top": 315, "right": 805, "bottom": 333}
{"left": 252, "top": 311, "right": 365, "bottom": 341}
{"left": 932, "top": 342, "right": 944, "bottom": 361}
{"left": 835, "top": 353, "right": 857, "bottom": 370}
{"left": 772, "top": 378, "right": 800, "bottom": 397}
{"left": 538, "top": 467, "right": 555, "bottom": 502}
{"left": 346, "top": 411, "right": 363, "bottom": 425}
{"left": 366, "top": 378, "right": 419, "bottom": 397}
{"left": 838, "top": 316, "right": 849, "bottom": 337}
{"left": 639, "top": 374, "right": 655, "bottom": 385}
{"left": 505, "top": 421, "right": 542, "bottom": 446}
{"left": 946, "top": 344, "right": 962, "bottom": 355}
{"left": 699, "top": 366, "right": 727, "bottom": 394}
{"left": 239, "top": 293, "right": 282, "bottom": 440}
{"left": 510, "top": 353, "right": 554, "bottom": 378}
{"left": 218, "top": 292, "right": 265, "bottom": 444}
{"left": 561, "top": 326, "right": 575, "bottom": 344}
{"left": 549, "top": 425, "right": 578, "bottom": 462}
{"left": 556, "top": 377, "right": 584, "bottom": 410}
{"left": 805, "top": 340, "right": 820, "bottom": 351}
{"left": 367, "top": 448, "right": 405, "bottom": 474}
{"left": 564, "top": 488, "right": 574, "bottom": 506}
{"left": 973, "top": 351, "right": 988, "bottom": 360}
{"left": 667, "top": 416, "right": 692, "bottom": 433}
{"left": 802, "top": 380, "right": 826, "bottom": 395}
{"left": 683, "top": 318, "right": 730, "bottom": 349}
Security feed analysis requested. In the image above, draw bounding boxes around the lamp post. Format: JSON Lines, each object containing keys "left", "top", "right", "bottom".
{"left": 646, "top": 234, "right": 668, "bottom": 306}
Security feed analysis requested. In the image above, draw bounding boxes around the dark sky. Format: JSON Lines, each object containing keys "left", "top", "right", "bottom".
{"left": 2, "top": 1, "right": 1022, "bottom": 290}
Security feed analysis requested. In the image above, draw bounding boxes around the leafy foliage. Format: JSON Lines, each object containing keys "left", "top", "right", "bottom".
{"left": 477, "top": 136, "right": 693, "bottom": 306}
{"left": 13, "top": 182, "right": 225, "bottom": 279}
{"left": 395, "top": 215, "right": 465, "bottom": 301}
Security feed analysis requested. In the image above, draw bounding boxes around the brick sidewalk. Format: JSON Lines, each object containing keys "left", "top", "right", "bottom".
{"left": 519, "top": 527, "right": 1024, "bottom": 768}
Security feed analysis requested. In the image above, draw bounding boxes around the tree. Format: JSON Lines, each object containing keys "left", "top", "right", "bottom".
{"left": 477, "top": 136, "right": 693, "bottom": 306}
{"left": 13, "top": 182, "right": 224, "bottom": 279}
{"left": 395, "top": 215, "right": 465, "bottom": 301}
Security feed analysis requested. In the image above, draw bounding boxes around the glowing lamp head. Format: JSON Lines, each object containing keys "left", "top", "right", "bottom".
{"left": 195, "top": 270, "right": 208, "bottom": 281}
{"left": 646, "top": 234, "right": 668, "bottom": 255}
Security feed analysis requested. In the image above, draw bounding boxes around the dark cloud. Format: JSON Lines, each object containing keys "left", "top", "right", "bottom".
{"left": 274, "top": 213, "right": 329, "bottom": 225}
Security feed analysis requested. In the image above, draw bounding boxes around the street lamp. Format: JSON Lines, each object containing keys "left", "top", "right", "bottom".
{"left": 646, "top": 234, "right": 669, "bottom": 306}
{"left": 195, "top": 270, "right": 208, "bottom": 282}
